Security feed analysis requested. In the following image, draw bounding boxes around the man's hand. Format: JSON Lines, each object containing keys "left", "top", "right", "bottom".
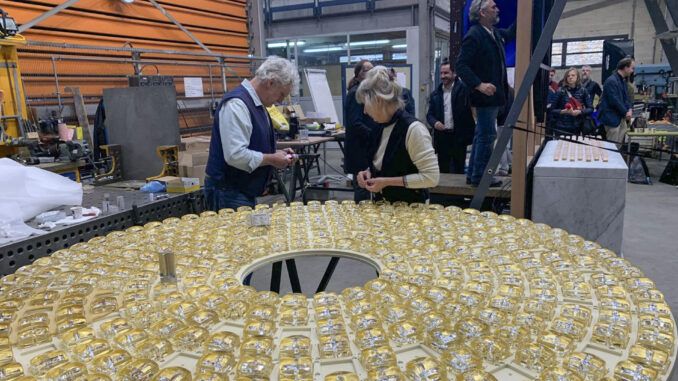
{"left": 475, "top": 83, "right": 496, "bottom": 96}
{"left": 434, "top": 121, "right": 446, "bottom": 131}
{"left": 571, "top": 110, "right": 582, "bottom": 117}
{"left": 357, "top": 169, "right": 371, "bottom": 189}
{"left": 263, "top": 150, "right": 294, "bottom": 169}
{"left": 625, "top": 109, "right": 632, "bottom": 120}
{"left": 365, "top": 177, "right": 389, "bottom": 193}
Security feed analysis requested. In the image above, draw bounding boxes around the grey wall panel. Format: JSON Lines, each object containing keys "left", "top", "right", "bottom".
{"left": 103, "top": 86, "right": 180, "bottom": 180}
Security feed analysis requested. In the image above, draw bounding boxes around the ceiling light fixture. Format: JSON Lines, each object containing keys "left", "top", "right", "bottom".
{"left": 267, "top": 41, "right": 306, "bottom": 48}
{"left": 120, "top": 0, "right": 135, "bottom": 4}
{"left": 392, "top": 44, "right": 407, "bottom": 49}
{"left": 348, "top": 39, "right": 390, "bottom": 47}
{"left": 303, "top": 46, "right": 342, "bottom": 53}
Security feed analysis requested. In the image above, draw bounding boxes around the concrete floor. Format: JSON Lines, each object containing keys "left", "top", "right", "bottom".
{"left": 250, "top": 146, "right": 678, "bottom": 377}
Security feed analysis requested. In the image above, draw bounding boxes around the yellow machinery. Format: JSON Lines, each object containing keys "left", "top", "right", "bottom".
{"left": 0, "top": 33, "right": 28, "bottom": 156}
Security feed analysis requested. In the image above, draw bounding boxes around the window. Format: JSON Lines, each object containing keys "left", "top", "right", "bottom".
{"left": 551, "top": 36, "right": 626, "bottom": 68}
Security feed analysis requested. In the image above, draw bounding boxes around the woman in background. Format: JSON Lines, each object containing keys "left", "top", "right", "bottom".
{"left": 551, "top": 67, "right": 593, "bottom": 136}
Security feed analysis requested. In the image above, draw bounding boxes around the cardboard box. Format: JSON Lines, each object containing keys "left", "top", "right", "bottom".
{"left": 166, "top": 177, "right": 200, "bottom": 193}
{"left": 179, "top": 151, "right": 209, "bottom": 167}
{"left": 180, "top": 136, "right": 211, "bottom": 152}
{"left": 179, "top": 165, "right": 206, "bottom": 186}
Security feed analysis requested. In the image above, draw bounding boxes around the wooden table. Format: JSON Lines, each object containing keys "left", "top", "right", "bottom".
{"left": 625, "top": 127, "right": 678, "bottom": 164}
{"left": 431, "top": 173, "right": 511, "bottom": 199}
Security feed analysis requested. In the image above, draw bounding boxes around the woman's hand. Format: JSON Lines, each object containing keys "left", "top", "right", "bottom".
{"left": 357, "top": 169, "right": 371, "bottom": 189}
{"left": 365, "top": 177, "right": 390, "bottom": 193}
{"left": 571, "top": 110, "right": 582, "bottom": 117}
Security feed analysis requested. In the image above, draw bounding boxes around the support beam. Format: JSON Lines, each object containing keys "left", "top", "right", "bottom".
{"left": 561, "top": 0, "right": 624, "bottom": 19}
{"left": 418, "top": 0, "right": 434, "bottom": 120}
{"left": 470, "top": 0, "right": 567, "bottom": 211}
{"left": 645, "top": 0, "right": 678, "bottom": 75}
{"left": 511, "top": 0, "right": 535, "bottom": 218}
{"left": 17, "top": 0, "right": 82, "bottom": 34}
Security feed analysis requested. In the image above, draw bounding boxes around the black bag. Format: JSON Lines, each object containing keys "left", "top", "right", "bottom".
{"left": 579, "top": 116, "right": 598, "bottom": 136}
{"left": 660, "top": 154, "right": 678, "bottom": 185}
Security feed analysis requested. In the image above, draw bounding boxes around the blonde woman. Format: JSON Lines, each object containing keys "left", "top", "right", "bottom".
{"left": 355, "top": 66, "right": 440, "bottom": 203}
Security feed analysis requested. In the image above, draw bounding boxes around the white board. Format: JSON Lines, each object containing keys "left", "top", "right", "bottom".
{"left": 304, "top": 69, "right": 339, "bottom": 124}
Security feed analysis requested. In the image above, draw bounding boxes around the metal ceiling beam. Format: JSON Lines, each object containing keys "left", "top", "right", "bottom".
{"left": 17, "top": 0, "right": 83, "bottom": 34}
{"left": 561, "top": 0, "right": 624, "bottom": 19}
{"left": 644, "top": 0, "right": 678, "bottom": 74}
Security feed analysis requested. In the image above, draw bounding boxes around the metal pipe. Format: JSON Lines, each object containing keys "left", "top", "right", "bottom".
{"left": 18, "top": 0, "right": 83, "bottom": 34}
{"left": 50, "top": 55, "right": 252, "bottom": 69}
{"left": 51, "top": 56, "right": 63, "bottom": 113}
{"left": 11, "top": 68, "right": 25, "bottom": 136}
{"left": 146, "top": 0, "right": 219, "bottom": 63}
{"left": 25, "top": 40, "right": 266, "bottom": 61}
{"left": 208, "top": 64, "right": 215, "bottom": 104}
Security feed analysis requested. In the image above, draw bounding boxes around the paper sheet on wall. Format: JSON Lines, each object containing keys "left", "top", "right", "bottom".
{"left": 304, "top": 69, "right": 339, "bottom": 124}
{"left": 396, "top": 72, "right": 407, "bottom": 88}
{"left": 184, "top": 77, "right": 204, "bottom": 98}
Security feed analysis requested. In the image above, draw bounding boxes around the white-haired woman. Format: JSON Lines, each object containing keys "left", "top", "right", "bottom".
{"left": 355, "top": 66, "right": 440, "bottom": 203}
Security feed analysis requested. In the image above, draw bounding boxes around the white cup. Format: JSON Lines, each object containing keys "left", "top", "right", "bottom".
{"left": 71, "top": 206, "right": 83, "bottom": 219}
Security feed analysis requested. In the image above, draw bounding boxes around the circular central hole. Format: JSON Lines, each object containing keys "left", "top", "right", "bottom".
{"left": 246, "top": 255, "right": 379, "bottom": 297}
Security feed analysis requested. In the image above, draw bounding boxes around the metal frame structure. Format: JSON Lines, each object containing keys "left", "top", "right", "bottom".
{"left": 645, "top": 0, "right": 678, "bottom": 75}
{"left": 264, "top": 0, "right": 379, "bottom": 24}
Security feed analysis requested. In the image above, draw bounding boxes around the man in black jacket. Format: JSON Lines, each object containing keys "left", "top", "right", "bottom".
{"left": 344, "top": 60, "right": 376, "bottom": 202}
{"left": 598, "top": 57, "right": 634, "bottom": 146}
{"left": 427, "top": 61, "right": 475, "bottom": 174}
{"left": 456, "top": 0, "right": 515, "bottom": 187}
{"left": 581, "top": 65, "right": 602, "bottom": 105}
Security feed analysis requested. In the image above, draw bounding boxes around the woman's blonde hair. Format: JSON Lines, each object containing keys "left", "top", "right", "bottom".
{"left": 564, "top": 67, "right": 581, "bottom": 87}
{"left": 355, "top": 66, "right": 404, "bottom": 111}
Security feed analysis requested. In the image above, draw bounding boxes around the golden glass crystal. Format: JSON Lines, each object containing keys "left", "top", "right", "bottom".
{"left": 15, "top": 324, "right": 51, "bottom": 348}
{"left": 614, "top": 360, "right": 658, "bottom": 381}
{"left": 562, "top": 352, "right": 606, "bottom": 381}
{"left": 388, "top": 320, "right": 421, "bottom": 345}
{"left": 318, "top": 334, "right": 351, "bottom": 359}
{"left": 205, "top": 331, "right": 240, "bottom": 353}
{"left": 28, "top": 350, "right": 69, "bottom": 376}
{"left": 278, "top": 356, "right": 313, "bottom": 378}
{"left": 405, "top": 357, "right": 447, "bottom": 381}
{"left": 637, "top": 328, "right": 674, "bottom": 353}
{"left": 151, "top": 367, "right": 191, "bottom": 381}
{"left": 366, "top": 365, "right": 405, "bottom": 381}
{"left": 324, "top": 371, "right": 360, "bottom": 381}
{"left": 172, "top": 326, "right": 210, "bottom": 351}
{"left": 114, "top": 328, "right": 149, "bottom": 352}
{"left": 539, "top": 366, "right": 583, "bottom": 381}
{"left": 90, "top": 349, "right": 132, "bottom": 375}
{"left": 279, "top": 335, "right": 312, "bottom": 358}
{"left": 628, "top": 344, "right": 669, "bottom": 374}
{"left": 73, "top": 338, "right": 111, "bottom": 362}
{"left": 236, "top": 355, "right": 273, "bottom": 379}
{"left": 360, "top": 345, "right": 397, "bottom": 371}
{"left": 457, "top": 370, "right": 498, "bottom": 381}
{"left": 591, "top": 322, "right": 630, "bottom": 349}
{"left": 136, "top": 338, "right": 174, "bottom": 362}
{"left": 0, "top": 362, "right": 23, "bottom": 379}
{"left": 240, "top": 335, "right": 274, "bottom": 357}
{"left": 441, "top": 345, "right": 483, "bottom": 376}
{"left": 196, "top": 352, "right": 235, "bottom": 375}
{"left": 43, "top": 361, "right": 88, "bottom": 380}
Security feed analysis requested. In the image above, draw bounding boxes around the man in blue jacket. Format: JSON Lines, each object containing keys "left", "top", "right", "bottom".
{"left": 456, "top": 0, "right": 515, "bottom": 187}
{"left": 427, "top": 60, "right": 475, "bottom": 174}
{"left": 204, "top": 56, "right": 298, "bottom": 211}
{"left": 598, "top": 57, "right": 634, "bottom": 147}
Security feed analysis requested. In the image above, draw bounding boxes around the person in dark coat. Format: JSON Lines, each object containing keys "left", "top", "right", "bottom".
{"left": 389, "top": 67, "right": 415, "bottom": 115}
{"left": 598, "top": 57, "right": 634, "bottom": 146}
{"left": 344, "top": 60, "right": 376, "bottom": 202}
{"left": 581, "top": 65, "right": 602, "bottom": 105}
{"left": 426, "top": 61, "right": 475, "bottom": 174}
{"left": 456, "top": 0, "right": 516, "bottom": 187}
{"left": 550, "top": 67, "right": 593, "bottom": 136}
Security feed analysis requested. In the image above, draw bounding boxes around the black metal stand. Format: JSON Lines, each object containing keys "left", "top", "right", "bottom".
{"left": 470, "top": 0, "right": 567, "bottom": 210}
{"left": 316, "top": 256, "right": 340, "bottom": 293}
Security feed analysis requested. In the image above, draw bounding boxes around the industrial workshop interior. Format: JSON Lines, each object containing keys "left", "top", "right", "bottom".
{"left": 1, "top": 0, "right": 678, "bottom": 379}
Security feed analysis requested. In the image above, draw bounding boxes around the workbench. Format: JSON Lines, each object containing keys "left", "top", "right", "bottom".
{"left": 625, "top": 123, "right": 678, "bottom": 163}
{"left": 0, "top": 186, "right": 205, "bottom": 276}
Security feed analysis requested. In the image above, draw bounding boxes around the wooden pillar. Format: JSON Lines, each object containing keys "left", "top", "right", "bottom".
{"left": 511, "top": 0, "right": 534, "bottom": 218}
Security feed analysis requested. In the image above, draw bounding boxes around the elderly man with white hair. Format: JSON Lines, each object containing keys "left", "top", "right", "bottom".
{"left": 456, "top": 0, "right": 515, "bottom": 188}
{"left": 205, "top": 56, "right": 299, "bottom": 211}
